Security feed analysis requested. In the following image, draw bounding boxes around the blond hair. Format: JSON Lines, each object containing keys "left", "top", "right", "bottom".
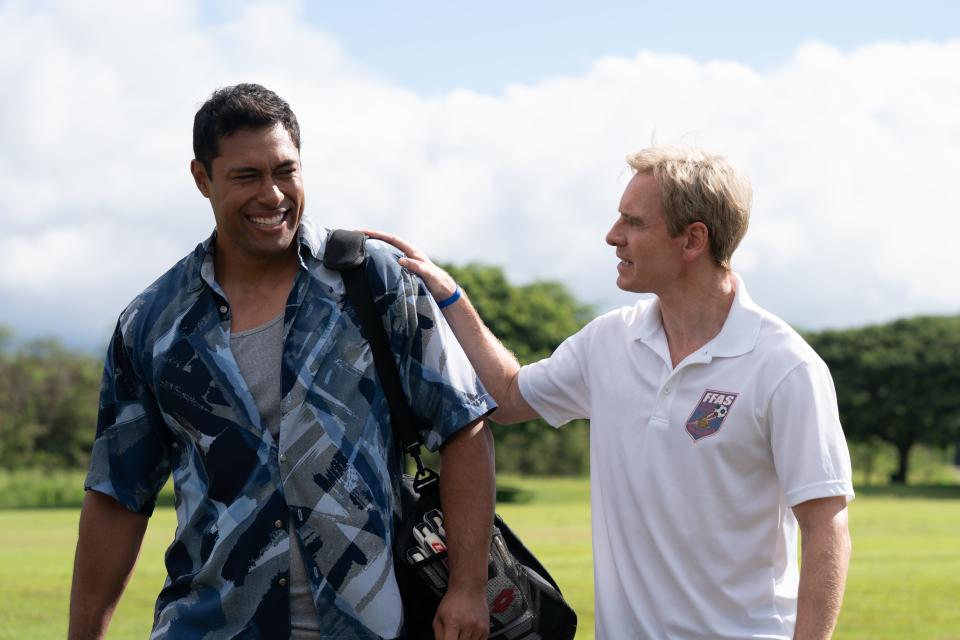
{"left": 627, "top": 145, "right": 752, "bottom": 269}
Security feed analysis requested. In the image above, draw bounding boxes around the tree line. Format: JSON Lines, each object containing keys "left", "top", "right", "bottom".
{"left": 805, "top": 317, "right": 960, "bottom": 483}
{"left": 1, "top": 268, "right": 958, "bottom": 483}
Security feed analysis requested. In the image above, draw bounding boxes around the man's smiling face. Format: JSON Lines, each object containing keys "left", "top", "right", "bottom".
{"left": 193, "top": 123, "right": 304, "bottom": 263}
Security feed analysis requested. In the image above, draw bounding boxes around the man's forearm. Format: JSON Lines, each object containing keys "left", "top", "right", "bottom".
{"left": 433, "top": 420, "right": 496, "bottom": 638}
{"left": 69, "top": 490, "right": 149, "bottom": 640}
{"left": 439, "top": 420, "right": 495, "bottom": 592}
{"left": 439, "top": 290, "right": 535, "bottom": 424}
{"left": 793, "top": 498, "right": 851, "bottom": 640}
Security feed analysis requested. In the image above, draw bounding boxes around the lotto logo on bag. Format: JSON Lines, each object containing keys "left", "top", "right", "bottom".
{"left": 685, "top": 389, "right": 738, "bottom": 441}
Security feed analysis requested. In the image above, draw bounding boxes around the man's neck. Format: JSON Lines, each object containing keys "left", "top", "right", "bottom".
{"left": 214, "top": 244, "right": 300, "bottom": 332}
{"left": 656, "top": 268, "right": 737, "bottom": 368}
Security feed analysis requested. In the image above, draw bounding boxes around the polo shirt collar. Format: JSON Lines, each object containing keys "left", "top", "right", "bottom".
{"left": 629, "top": 272, "right": 762, "bottom": 360}
{"left": 631, "top": 295, "right": 662, "bottom": 342}
{"left": 710, "top": 272, "right": 763, "bottom": 359}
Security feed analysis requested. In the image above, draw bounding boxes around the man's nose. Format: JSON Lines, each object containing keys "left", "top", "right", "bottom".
{"left": 605, "top": 223, "right": 623, "bottom": 247}
{"left": 258, "top": 179, "right": 284, "bottom": 206}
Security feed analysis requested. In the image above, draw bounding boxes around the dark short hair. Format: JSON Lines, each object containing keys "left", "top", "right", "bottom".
{"left": 192, "top": 83, "right": 301, "bottom": 175}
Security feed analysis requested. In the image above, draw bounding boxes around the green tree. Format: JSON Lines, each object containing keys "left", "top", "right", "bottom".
{"left": 808, "top": 316, "right": 960, "bottom": 484}
{"left": 441, "top": 263, "right": 594, "bottom": 475}
{"left": 0, "top": 330, "right": 101, "bottom": 469}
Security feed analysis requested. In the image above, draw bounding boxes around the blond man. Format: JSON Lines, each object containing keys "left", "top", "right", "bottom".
{"left": 369, "top": 145, "right": 853, "bottom": 640}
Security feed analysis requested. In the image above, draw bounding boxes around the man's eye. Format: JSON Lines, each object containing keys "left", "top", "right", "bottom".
{"left": 233, "top": 174, "right": 257, "bottom": 182}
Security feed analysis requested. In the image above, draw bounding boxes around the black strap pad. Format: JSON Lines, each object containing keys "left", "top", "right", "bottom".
{"left": 323, "top": 229, "right": 425, "bottom": 453}
{"left": 323, "top": 229, "right": 366, "bottom": 271}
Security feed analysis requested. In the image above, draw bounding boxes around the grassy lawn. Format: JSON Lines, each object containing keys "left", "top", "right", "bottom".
{"left": 1, "top": 478, "right": 958, "bottom": 639}
{"left": 834, "top": 485, "right": 960, "bottom": 640}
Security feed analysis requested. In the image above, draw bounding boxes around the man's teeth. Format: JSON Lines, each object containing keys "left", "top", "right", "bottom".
{"left": 250, "top": 212, "right": 285, "bottom": 226}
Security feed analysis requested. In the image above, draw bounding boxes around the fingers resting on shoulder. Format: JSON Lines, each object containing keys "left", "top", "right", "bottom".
{"left": 359, "top": 229, "right": 458, "bottom": 301}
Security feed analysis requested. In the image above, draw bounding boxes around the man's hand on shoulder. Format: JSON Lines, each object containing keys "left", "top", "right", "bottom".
{"left": 360, "top": 230, "right": 457, "bottom": 300}
{"left": 362, "top": 229, "right": 539, "bottom": 424}
{"left": 433, "top": 584, "right": 490, "bottom": 640}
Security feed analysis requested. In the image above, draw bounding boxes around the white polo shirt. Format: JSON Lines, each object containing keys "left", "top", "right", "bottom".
{"left": 518, "top": 275, "right": 853, "bottom": 640}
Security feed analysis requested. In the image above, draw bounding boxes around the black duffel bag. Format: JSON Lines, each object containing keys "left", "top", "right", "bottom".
{"left": 324, "top": 229, "right": 577, "bottom": 640}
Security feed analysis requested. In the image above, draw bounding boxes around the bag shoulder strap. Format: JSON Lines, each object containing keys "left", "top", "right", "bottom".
{"left": 323, "top": 229, "right": 425, "bottom": 457}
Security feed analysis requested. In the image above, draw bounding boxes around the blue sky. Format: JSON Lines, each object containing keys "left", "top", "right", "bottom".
{"left": 286, "top": 1, "right": 959, "bottom": 93}
{"left": 1, "top": 1, "right": 958, "bottom": 350}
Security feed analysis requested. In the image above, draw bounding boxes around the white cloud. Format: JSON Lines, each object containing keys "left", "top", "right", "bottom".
{"left": 0, "top": 2, "right": 957, "bottom": 349}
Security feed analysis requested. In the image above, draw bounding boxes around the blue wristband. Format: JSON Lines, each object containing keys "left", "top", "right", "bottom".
{"left": 437, "top": 285, "right": 462, "bottom": 309}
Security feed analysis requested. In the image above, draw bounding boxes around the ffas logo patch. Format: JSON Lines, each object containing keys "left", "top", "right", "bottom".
{"left": 685, "top": 389, "right": 738, "bottom": 441}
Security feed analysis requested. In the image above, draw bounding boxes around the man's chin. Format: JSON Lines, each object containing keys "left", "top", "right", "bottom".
{"left": 615, "top": 277, "right": 646, "bottom": 294}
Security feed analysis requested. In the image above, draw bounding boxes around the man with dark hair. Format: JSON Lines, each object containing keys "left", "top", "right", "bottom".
{"left": 192, "top": 83, "right": 302, "bottom": 176}
{"left": 68, "top": 83, "right": 496, "bottom": 640}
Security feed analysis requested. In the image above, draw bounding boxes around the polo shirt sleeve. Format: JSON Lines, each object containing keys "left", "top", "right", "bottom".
{"left": 370, "top": 247, "right": 496, "bottom": 452}
{"left": 517, "top": 324, "right": 593, "bottom": 427}
{"left": 768, "top": 359, "right": 854, "bottom": 507}
{"left": 84, "top": 320, "right": 172, "bottom": 517}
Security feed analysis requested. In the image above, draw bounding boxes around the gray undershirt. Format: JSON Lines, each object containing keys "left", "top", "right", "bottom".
{"left": 231, "top": 314, "right": 322, "bottom": 639}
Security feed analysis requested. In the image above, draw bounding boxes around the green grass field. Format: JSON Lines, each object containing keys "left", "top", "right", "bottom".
{"left": 1, "top": 478, "right": 959, "bottom": 639}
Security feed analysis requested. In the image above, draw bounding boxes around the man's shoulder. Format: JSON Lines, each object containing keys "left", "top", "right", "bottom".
{"left": 585, "top": 298, "right": 656, "bottom": 335}
{"left": 116, "top": 243, "right": 205, "bottom": 341}
{"left": 361, "top": 237, "right": 415, "bottom": 298}
{"left": 544, "top": 299, "right": 654, "bottom": 360}
{"left": 752, "top": 304, "right": 826, "bottom": 372}
{"left": 364, "top": 238, "right": 406, "bottom": 275}
{"left": 305, "top": 224, "right": 406, "bottom": 292}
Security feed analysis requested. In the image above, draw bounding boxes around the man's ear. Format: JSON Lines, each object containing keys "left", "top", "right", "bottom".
{"left": 190, "top": 159, "right": 211, "bottom": 198}
{"left": 681, "top": 221, "right": 710, "bottom": 262}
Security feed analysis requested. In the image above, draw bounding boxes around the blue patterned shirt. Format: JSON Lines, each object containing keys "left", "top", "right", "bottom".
{"left": 85, "top": 218, "right": 495, "bottom": 639}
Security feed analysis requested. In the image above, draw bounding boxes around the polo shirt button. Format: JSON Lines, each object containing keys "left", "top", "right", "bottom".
{"left": 279, "top": 454, "right": 287, "bottom": 463}
{"left": 275, "top": 519, "right": 283, "bottom": 529}
{"left": 664, "top": 387, "right": 671, "bottom": 394}
{"left": 219, "top": 305, "right": 228, "bottom": 314}
{"left": 279, "top": 577, "right": 288, "bottom": 587}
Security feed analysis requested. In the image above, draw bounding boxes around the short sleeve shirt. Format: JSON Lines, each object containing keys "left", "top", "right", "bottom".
{"left": 85, "top": 217, "right": 495, "bottom": 639}
{"left": 518, "top": 274, "right": 853, "bottom": 639}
